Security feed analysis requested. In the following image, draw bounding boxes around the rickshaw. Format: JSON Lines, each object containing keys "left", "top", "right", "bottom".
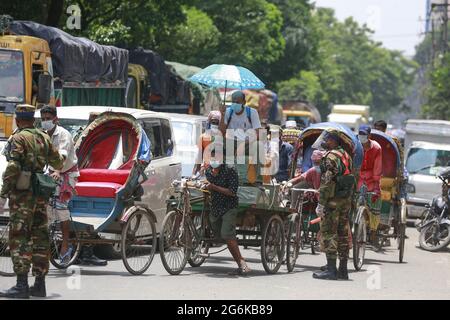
{"left": 352, "top": 129, "right": 407, "bottom": 270}
{"left": 287, "top": 123, "right": 363, "bottom": 256}
{"left": 159, "top": 175, "right": 299, "bottom": 275}
{"left": 0, "top": 111, "right": 157, "bottom": 276}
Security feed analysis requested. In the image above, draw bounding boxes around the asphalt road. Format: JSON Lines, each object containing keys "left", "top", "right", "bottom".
{"left": 1, "top": 223, "right": 449, "bottom": 300}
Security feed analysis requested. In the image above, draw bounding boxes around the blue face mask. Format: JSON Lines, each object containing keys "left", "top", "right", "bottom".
{"left": 210, "top": 160, "right": 221, "bottom": 169}
{"left": 230, "top": 103, "right": 243, "bottom": 113}
{"left": 314, "top": 165, "right": 321, "bottom": 173}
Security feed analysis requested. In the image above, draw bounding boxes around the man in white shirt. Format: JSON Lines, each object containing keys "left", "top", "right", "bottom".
{"left": 40, "top": 107, "right": 107, "bottom": 266}
{"left": 40, "top": 106, "right": 78, "bottom": 264}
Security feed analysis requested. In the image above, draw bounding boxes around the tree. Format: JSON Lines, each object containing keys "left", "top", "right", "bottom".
{"left": 194, "top": 0, "right": 285, "bottom": 72}
{"left": 157, "top": 7, "right": 220, "bottom": 66}
{"left": 422, "top": 53, "right": 450, "bottom": 120}
{"left": 0, "top": 0, "right": 65, "bottom": 27}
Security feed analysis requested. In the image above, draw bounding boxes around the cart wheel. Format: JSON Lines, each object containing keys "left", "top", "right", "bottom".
{"left": 0, "top": 222, "right": 14, "bottom": 277}
{"left": 353, "top": 207, "right": 367, "bottom": 271}
{"left": 188, "top": 215, "right": 210, "bottom": 267}
{"left": 286, "top": 215, "right": 301, "bottom": 272}
{"left": 398, "top": 223, "right": 406, "bottom": 263}
{"left": 49, "top": 221, "right": 81, "bottom": 270}
{"left": 159, "top": 210, "right": 191, "bottom": 275}
{"left": 261, "top": 215, "right": 285, "bottom": 274}
{"left": 121, "top": 209, "right": 157, "bottom": 275}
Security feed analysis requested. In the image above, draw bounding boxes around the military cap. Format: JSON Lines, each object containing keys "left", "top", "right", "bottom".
{"left": 15, "top": 104, "right": 36, "bottom": 120}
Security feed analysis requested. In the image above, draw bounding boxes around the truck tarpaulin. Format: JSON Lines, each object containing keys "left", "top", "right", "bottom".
{"left": 129, "top": 48, "right": 190, "bottom": 106}
{"left": 9, "top": 21, "right": 128, "bottom": 84}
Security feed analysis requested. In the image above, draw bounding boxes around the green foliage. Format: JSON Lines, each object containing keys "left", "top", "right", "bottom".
{"left": 422, "top": 53, "right": 450, "bottom": 120}
{"left": 158, "top": 7, "right": 220, "bottom": 66}
{"left": 195, "top": 0, "right": 285, "bottom": 71}
{"left": 278, "top": 8, "right": 416, "bottom": 118}
{"left": 277, "top": 71, "right": 324, "bottom": 105}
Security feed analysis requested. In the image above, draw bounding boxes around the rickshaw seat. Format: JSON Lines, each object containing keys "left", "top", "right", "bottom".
{"left": 78, "top": 169, "right": 130, "bottom": 184}
{"left": 380, "top": 177, "right": 397, "bottom": 201}
{"left": 76, "top": 169, "right": 131, "bottom": 198}
{"left": 75, "top": 182, "right": 122, "bottom": 198}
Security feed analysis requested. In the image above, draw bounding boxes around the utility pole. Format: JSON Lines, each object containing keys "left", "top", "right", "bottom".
{"left": 444, "top": 0, "right": 449, "bottom": 53}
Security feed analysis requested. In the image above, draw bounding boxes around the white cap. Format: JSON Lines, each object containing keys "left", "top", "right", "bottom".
{"left": 285, "top": 120, "right": 297, "bottom": 128}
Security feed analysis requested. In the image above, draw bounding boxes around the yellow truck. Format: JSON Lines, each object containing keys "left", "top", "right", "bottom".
{"left": 0, "top": 34, "right": 53, "bottom": 137}
{"left": 282, "top": 100, "right": 322, "bottom": 128}
{"left": 0, "top": 19, "right": 131, "bottom": 138}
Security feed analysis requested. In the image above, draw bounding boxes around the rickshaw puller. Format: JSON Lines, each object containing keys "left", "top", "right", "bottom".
{"left": 312, "top": 129, "right": 355, "bottom": 281}
{"left": 357, "top": 125, "right": 383, "bottom": 243}
{"left": 205, "top": 150, "right": 251, "bottom": 276}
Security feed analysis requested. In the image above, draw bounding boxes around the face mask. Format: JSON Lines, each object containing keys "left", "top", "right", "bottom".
{"left": 41, "top": 120, "right": 55, "bottom": 131}
{"left": 210, "top": 125, "right": 219, "bottom": 131}
{"left": 359, "top": 135, "right": 369, "bottom": 144}
{"left": 210, "top": 160, "right": 221, "bottom": 169}
{"left": 314, "top": 165, "right": 321, "bottom": 173}
{"left": 230, "top": 103, "right": 243, "bottom": 113}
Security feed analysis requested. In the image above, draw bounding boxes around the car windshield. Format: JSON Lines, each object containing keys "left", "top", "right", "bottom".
{"left": 0, "top": 50, "right": 24, "bottom": 103}
{"left": 36, "top": 118, "right": 89, "bottom": 138}
{"left": 172, "top": 121, "right": 194, "bottom": 146}
{"left": 406, "top": 148, "right": 450, "bottom": 176}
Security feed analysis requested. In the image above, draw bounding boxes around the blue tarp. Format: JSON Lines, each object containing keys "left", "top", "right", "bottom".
{"left": 138, "top": 129, "right": 152, "bottom": 162}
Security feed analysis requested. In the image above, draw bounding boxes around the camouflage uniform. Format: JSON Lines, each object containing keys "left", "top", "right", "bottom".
{"left": 319, "top": 146, "right": 353, "bottom": 261}
{"left": 0, "top": 111, "right": 64, "bottom": 277}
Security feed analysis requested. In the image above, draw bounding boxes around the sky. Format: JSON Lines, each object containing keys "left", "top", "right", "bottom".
{"left": 313, "top": 0, "right": 426, "bottom": 57}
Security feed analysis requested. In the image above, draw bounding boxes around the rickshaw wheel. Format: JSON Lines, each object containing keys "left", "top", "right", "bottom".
{"left": 353, "top": 207, "right": 367, "bottom": 271}
{"left": 188, "top": 215, "right": 210, "bottom": 267}
{"left": 0, "top": 222, "right": 14, "bottom": 276}
{"left": 159, "top": 210, "right": 191, "bottom": 275}
{"left": 261, "top": 215, "right": 285, "bottom": 274}
{"left": 397, "top": 223, "right": 406, "bottom": 263}
{"left": 286, "top": 215, "right": 301, "bottom": 272}
{"left": 121, "top": 209, "right": 157, "bottom": 275}
{"left": 49, "top": 221, "right": 81, "bottom": 270}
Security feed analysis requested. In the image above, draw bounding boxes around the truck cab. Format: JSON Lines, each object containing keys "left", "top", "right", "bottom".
{"left": 0, "top": 35, "right": 52, "bottom": 138}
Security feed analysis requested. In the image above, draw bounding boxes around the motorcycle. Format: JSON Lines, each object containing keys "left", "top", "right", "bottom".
{"left": 417, "top": 168, "right": 450, "bottom": 252}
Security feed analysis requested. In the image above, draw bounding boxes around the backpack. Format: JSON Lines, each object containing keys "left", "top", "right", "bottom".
{"left": 225, "top": 106, "right": 253, "bottom": 129}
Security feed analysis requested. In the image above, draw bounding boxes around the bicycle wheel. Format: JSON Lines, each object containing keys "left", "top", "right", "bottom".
{"left": 261, "top": 215, "right": 285, "bottom": 274}
{"left": 353, "top": 207, "right": 367, "bottom": 271}
{"left": 49, "top": 221, "right": 81, "bottom": 270}
{"left": 188, "top": 215, "right": 210, "bottom": 267}
{"left": 0, "top": 222, "right": 14, "bottom": 277}
{"left": 159, "top": 210, "right": 191, "bottom": 275}
{"left": 121, "top": 209, "right": 157, "bottom": 275}
{"left": 286, "top": 215, "right": 300, "bottom": 273}
{"left": 397, "top": 223, "right": 406, "bottom": 263}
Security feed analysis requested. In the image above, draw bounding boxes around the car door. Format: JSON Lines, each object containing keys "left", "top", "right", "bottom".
{"left": 140, "top": 117, "right": 181, "bottom": 232}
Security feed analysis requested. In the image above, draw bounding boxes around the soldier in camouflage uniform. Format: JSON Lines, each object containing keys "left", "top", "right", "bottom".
{"left": 0, "top": 105, "right": 65, "bottom": 299}
{"left": 313, "top": 129, "right": 355, "bottom": 280}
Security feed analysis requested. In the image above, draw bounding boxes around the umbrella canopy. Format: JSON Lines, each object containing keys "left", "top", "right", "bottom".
{"left": 189, "top": 64, "right": 265, "bottom": 90}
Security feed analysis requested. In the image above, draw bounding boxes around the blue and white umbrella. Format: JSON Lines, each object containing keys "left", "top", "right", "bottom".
{"left": 189, "top": 64, "right": 265, "bottom": 102}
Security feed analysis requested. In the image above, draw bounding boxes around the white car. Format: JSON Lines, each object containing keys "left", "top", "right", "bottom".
{"left": 164, "top": 113, "right": 207, "bottom": 177}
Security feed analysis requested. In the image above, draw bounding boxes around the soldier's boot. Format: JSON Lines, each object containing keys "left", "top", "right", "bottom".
{"left": 80, "top": 246, "right": 107, "bottom": 266}
{"left": 313, "top": 258, "right": 337, "bottom": 280}
{"left": 30, "top": 276, "right": 46, "bottom": 298}
{"left": 320, "top": 264, "right": 328, "bottom": 271}
{"left": 0, "top": 275, "right": 30, "bottom": 299}
{"left": 337, "top": 259, "right": 349, "bottom": 280}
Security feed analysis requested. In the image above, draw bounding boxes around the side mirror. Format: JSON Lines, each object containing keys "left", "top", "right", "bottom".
{"left": 37, "top": 74, "right": 52, "bottom": 104}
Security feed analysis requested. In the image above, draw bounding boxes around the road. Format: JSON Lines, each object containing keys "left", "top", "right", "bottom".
{"left": 1, "top": 224, "right": 449, "bottom": 300}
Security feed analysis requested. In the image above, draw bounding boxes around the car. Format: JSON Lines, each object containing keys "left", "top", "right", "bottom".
{"left": 163, "top": 113, "right": 207, "bottom": 177}
{"left": 0, "top": 106, "right": 182, "bottom": 258}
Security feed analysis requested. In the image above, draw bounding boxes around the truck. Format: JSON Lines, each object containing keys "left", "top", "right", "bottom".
{"left": 0, "top": 18, "right": 130, "bottom": 138}
{"left": 404, "top": 119, "right": 450, "bottom": 218}
{"left": 281, "top": 100, "right": 321, "bottom": 128}
{"left": 327, "top": 104, "right": 370, "bottom": 131}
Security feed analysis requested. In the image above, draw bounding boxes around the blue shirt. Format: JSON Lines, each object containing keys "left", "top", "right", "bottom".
{"left": 275, "top": 142, "right": 294, "bottom": 182}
